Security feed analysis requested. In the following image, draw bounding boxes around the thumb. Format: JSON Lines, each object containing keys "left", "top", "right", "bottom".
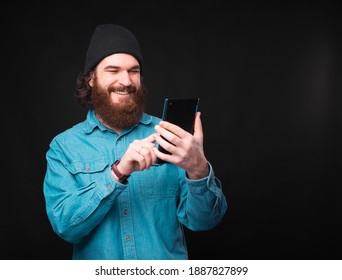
{"left": 194, "top": 112, "right": 204, "bottom": 140}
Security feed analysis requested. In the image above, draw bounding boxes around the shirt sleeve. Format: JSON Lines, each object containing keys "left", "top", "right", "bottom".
{"left": 177, "top": 161, "right": 228, "bottom": 231}
{"left": 43, "top": 139, "right": 127, "bottom": 244}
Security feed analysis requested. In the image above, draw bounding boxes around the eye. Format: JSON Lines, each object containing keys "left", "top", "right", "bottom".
{"left": 130, "top": 68, "right": 141, "bottom": 74}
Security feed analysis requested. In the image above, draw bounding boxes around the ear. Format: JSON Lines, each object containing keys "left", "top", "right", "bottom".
{"left": 88, "top": 71, "right": 95, "bottom": 87}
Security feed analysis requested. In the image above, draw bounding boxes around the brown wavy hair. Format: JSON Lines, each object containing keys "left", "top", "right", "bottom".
{"left": 74, "top": 72, "right": 93, "bottom": 108}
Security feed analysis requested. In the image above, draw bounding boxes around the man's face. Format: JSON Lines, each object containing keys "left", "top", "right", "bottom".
{"left": 89, "top": 53, "right": 145, "bottom": 130}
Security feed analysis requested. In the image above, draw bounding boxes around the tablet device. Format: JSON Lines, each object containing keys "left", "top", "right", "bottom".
{"left": 156, "top": 97, "right": 200, "bottom": 164}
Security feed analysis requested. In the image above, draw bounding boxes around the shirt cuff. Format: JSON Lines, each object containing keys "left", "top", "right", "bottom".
{"left": 185, "top": 161, "right": 215, "bottom": 194}
{"left": 96, "top": 166, "right": 128, "bottom": 199}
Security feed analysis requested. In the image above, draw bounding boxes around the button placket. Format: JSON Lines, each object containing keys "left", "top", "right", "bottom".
{"left": 118, "top": 188, "right": 137, "bottom": 259}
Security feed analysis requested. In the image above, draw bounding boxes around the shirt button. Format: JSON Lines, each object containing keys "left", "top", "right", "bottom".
{"left": 123, "top": 209, "right": 128, "bottom": 215}
{"left": 85, "top": 167, "right": 90, "bottom": 171}
{"left": 107, "top": 185, "right": 111, "bottom": 190}
{"left": 125, "top": 236, "right": 130, "bottom": 241}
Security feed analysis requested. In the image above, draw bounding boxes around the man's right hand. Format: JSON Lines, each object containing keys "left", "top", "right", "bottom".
{"left": 114, "top": 134, "right": 157, "bottom": 178}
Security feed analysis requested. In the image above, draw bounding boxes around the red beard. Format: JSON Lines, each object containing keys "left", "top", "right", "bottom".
{"left": 91, "top": 77, "right": 146, "bottom": 130}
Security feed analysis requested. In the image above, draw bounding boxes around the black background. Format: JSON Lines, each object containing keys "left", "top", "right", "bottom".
{"left": 1, "top": 1, "right": 341, "bottom": 260}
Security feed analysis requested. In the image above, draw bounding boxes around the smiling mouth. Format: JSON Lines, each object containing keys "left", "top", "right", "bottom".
{"left": 114, "top": 91, "right": 130, "bottom": 95}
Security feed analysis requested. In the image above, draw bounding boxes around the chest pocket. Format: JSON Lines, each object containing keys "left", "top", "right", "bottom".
{"left": 65, "top": 157, "right": 109, "bottom": 187}
{"left": 138, "top": 163, "right": 180, "bottom": 198}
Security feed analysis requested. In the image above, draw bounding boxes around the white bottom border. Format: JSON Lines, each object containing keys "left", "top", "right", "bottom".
{"left": 1, "top": 260, "right": 341, "bottom": 280}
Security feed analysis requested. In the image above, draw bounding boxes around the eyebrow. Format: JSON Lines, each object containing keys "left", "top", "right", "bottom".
{"left": 104, "top": 65, "right": 140, "bottom": 71}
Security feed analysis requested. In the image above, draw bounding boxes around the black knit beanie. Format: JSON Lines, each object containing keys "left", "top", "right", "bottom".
{"left": 83, "top": 24, "right": 143, "bottom": 75}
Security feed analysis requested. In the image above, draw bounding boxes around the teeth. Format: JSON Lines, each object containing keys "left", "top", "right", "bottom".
{"left": 115, "top": 91, "right": 129, "bottom": 95}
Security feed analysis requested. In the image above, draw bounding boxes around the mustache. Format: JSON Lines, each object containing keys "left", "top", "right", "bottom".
{"left": 108, "top": 85, "right": 137, "bottom": 94}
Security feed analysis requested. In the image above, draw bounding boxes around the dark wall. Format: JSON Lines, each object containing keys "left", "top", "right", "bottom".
{"left": 2, "top": 1, "right": 341, "bottom": 259}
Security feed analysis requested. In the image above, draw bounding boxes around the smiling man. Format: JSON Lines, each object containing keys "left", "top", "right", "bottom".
{"left": 43, "top": 24, "right": 227, "bottom": 260}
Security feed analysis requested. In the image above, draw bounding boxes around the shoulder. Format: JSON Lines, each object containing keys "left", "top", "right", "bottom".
{"left": 50, "top": 120, "right": 87, "bottom": 147}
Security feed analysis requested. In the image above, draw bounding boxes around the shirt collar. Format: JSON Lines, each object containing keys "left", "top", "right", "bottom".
{"left": 84, "top": 109, "right": 152, "bottom": 134}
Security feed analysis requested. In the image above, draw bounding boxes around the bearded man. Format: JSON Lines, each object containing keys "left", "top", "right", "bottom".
{"left": 43, "top": 24, "right": 227, "bottom": 260}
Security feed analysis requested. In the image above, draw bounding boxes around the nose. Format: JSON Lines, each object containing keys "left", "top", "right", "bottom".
{"left": 118, "top": 71, "right": 132, "bottom": 86}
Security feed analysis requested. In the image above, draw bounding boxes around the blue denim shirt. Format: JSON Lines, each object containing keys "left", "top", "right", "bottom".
{"left": 43, "top": 110, "right": 227, "bottom": 260}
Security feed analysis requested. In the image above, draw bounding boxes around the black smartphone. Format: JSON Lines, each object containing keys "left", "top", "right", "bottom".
{"left": 156, "top": 97, "right": 200, "bottom": 164}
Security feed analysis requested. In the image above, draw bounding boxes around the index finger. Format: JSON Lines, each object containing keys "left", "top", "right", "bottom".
{"left": 142, "top": 134, "right": 156, "bottom": 143}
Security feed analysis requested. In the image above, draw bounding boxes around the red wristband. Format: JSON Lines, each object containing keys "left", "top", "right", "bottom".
{"left": 111, "top": 160, "right": 130, "bottom": 183}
